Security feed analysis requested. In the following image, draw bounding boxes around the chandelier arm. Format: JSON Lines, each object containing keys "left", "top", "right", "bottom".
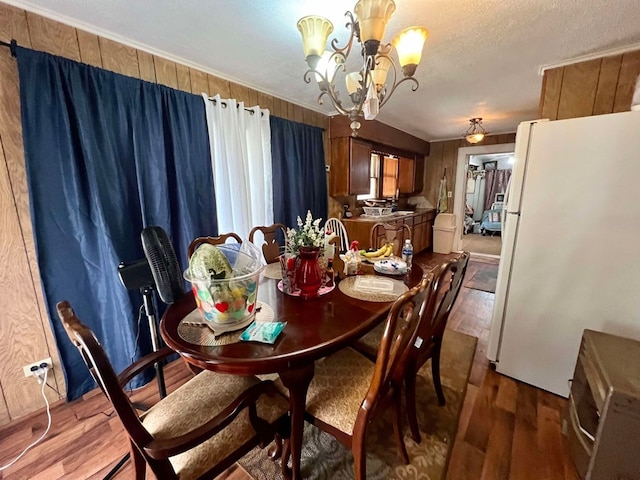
{"left": 302, "top": 69, "right": 316, "bottom": 85}
{"left": 329, "top": 11, "right": 357, "bottom": 59}
{"left": 318, "top": 89, "right": 350, "bottom": 115}
{"left": 303, "top": 68, "right": 347, "bottom": 114}
{"left": 379, "top": 77, "right": 420, "bottom": 109}
{"left": 325, "top": 51, "right": 347, "bottom": 85}
{"left": 349, "top": 55, "right": 376, "bottom": 118}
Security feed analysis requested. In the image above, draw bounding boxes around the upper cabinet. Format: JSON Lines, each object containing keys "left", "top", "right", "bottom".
{"left": 330, "top": 138, "right": 425, "bottom": 197}
{"left": 398, "top": 156, "right": 414, "bottom": 194}
{"left": 329, "top": 116, "right": 429, "bottom": 198}
{"left": 398, "top": 155, "right": 424, "bottom": 194}
{"left": 330, "top": 137, "right": 372, "bottom": 196}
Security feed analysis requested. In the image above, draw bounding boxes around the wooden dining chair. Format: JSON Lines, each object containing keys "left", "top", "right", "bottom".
{"left": 351, "top": 252, "right": 470, "bottom": 443}
{"left": 370, "top": 222, "right": 412, "bottom": 256}
{"left": 401, "top": 251, "right": 470, "bottom": 442}
{"left": 249, "top": 223, "right": 287, "bottom": 264}
{"left": 324, "top": 217, "right": 350, "bottom": 253}
{"left": 56, "top": 300, "right": 289, "bottom": 480}
{"left": 278, "top": 273, "right": 434, "bottom": 479}
{"left": 187, "top": 232, "right": 242, "bottom": 259}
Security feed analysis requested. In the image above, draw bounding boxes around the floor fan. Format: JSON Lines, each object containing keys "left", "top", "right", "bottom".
{"left": 111, "top": 226, "right": 183, "bottom": 480}
{"left": 140, "top": 225, "right": 184, "bottom": 397}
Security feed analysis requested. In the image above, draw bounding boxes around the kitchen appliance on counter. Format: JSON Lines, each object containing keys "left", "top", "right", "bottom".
{"left": 488, "top": 111, "right": 640, "bottom": 398}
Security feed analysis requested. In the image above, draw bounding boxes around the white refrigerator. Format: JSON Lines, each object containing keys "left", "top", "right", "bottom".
{"left": 487, "top": 111, "right": 640, "bottom": 398}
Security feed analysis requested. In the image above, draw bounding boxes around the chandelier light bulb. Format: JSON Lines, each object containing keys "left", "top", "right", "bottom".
{"left": 354, "top": 0, "right": 396, "bottom": 55}
{"left": 371, "top": 55, "right": 392, "bottom": 89}
{"left": 297, "top": 16, "right": 334, "bottom": 69}
{"left": 393, "top": 27, "right": 429, "bottom": 77}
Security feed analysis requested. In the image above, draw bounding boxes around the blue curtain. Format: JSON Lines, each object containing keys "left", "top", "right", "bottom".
{"left": 270, "top": 117, "right": 327, "bottom": 227}
{"left": 16, "top": 47, "right": 217, "bottom": 400}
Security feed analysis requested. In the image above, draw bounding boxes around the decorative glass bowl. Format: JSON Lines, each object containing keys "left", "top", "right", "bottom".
{"left": 184, "top": 242, "right": 264, "bottom": 325}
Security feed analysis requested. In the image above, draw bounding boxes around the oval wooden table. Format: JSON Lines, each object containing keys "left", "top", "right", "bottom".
{"left": 161, "top": 264, "right": 423, "bottom": 480}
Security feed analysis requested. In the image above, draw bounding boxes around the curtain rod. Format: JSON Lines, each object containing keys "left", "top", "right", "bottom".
{"left": 207, "top": 96, "right": 264, "bottom": 116}
{"left": 0, "top": 41, "right": 264, "bottom": 119}
{"left": 0, "top": 39, "right": 17, "bottom": 57}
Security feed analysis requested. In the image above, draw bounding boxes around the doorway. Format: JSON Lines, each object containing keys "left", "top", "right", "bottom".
{"left": 452, "top": 143, "right": 515, "bottom": 258}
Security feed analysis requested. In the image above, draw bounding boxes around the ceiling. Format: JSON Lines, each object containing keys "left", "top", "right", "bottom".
{"left": 8, "top": 0, "right": 640, "bottom": 142}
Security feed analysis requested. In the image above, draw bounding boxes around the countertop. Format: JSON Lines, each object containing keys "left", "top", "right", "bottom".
{"left": 343, "top": 208, "right": 436, "bottom": 223}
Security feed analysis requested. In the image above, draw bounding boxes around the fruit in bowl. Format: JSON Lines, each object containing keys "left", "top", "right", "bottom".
{"left": 185, "top": 243, "right": 264, "bottom": 325}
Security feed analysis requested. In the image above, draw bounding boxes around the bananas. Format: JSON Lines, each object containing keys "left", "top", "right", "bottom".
{"left": 362, "top": 243, "right": 393, "bottom": 258}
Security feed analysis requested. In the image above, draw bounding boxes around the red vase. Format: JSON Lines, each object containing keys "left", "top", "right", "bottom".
{"left": 295, "top": 247, "right": 322, "bottom": 299}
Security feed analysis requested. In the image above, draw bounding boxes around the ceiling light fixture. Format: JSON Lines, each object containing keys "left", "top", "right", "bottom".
{"left": 297, "top": 0, "right": 428, "bottom": 136}
{"left": 465, "top": 118, "right": 488, "bottom": 144}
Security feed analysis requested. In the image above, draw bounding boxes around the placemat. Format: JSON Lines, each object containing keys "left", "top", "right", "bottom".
{"left": 338, "top": 275, "right": 408, "bottom": 302}
{"left": 263, "top": 262, "right": 282, "bottom": 280}
{"left": 177, "top": 302, "right": 274, "bottom": 346}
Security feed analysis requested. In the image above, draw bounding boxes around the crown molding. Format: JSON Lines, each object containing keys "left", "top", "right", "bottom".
{"left": 538, "top": 42, "right": 640, "bottom": 75}
{"left": 3, "top": 0, "right": 331, "bottom": 116}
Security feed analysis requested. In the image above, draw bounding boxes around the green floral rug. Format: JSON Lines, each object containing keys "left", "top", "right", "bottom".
{"left": 238, "top": 329, "right": 477, "bottom": 480}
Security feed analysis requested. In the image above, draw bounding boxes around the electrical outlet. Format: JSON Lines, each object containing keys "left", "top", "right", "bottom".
{"left": 23, "top": 357, "right": 53, "bottom": 378}
{"left": 325, "top": 164, "right": 330, "bottom": 172}
{"left": 447, "top": 191, "right": 453, "bottom": 198}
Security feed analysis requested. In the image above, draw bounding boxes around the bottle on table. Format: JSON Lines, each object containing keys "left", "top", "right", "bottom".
{"left": 401, "top": 238, "right": 413, "bottom": 271}
{"left": 325, "top": 258, "right": 334, "bottom": 288}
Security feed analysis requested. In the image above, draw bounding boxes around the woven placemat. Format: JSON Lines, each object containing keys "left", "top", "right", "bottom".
{"left": 263, "top": 262, "right": 282, "bottom": 280}
{"left": 338, "top": 275, "right": 408, "bottom": 302}
{"left": 177, "top": 302, "right": 274, "bottom": 346}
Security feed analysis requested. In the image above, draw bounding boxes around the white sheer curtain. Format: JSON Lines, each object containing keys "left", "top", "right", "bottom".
{"left": 202, "top": 94, "right": 273, "bottom": 239}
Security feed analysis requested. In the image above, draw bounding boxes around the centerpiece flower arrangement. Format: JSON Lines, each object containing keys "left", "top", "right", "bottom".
{"left": 283, "top": 211, "right": 326, "bottom": 299}
{"left": 285, "top": 211, "right": 325, "bottom": 255}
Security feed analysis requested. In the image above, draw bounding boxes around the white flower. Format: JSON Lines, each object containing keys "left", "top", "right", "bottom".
{"left": 285, "top": 210, "right": 326, "bottom": 255}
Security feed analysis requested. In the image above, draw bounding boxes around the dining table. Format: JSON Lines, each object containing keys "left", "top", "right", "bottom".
{"left": 160, "top": 262, "right": 424, "bottom": 480}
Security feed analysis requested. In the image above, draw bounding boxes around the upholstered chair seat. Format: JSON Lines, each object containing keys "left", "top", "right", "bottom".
{"left": 296, "top": 348, "right": 375, "bottom": 436}
{"left": 142, "top": 371, "right": 288, "bottom": 480}
{"left": 56, "top": 300, "right": 290, "bottom": 480}
{"left": 275, "top": 273, "right": 434, "bottom": 480}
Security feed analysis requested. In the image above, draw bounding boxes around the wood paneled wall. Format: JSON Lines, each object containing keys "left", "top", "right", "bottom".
{"left": 539, "top": 50, "right": 640, "bottom": 120}
{"left": 0, "top": 2, "right": 329, "bottom": 424}
{"left": 423, "top": 134, "right": 517, "bottom": 213}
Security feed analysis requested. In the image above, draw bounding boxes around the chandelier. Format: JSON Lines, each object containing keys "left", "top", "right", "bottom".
{"left": 297, "top": 0, "right": 428, "bottom": 136}
{"left": 465, "top": 118, "right": 488, "bottom": 144}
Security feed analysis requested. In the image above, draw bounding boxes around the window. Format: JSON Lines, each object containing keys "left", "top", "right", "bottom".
{"left": 356, "top": 153, "right": 380, "bottom": 200}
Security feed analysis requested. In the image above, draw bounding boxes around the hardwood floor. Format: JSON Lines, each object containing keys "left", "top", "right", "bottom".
{"left": 0, "top": 253, "right": 580, "bottom": 479}
{"left": 444, "top": 254, "right": 579, "bottom": 480}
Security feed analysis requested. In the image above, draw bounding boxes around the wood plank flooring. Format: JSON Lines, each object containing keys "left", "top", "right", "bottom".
{"left": 0, "top": 253, "right": 580, "bottom": 479}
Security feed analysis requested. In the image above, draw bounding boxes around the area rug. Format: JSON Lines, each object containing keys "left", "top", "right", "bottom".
{"left": 238, "top": 330, "right": 477, "bottom": 480}
{"left": 463, "top": 263, "right": 498, "bottom": 293}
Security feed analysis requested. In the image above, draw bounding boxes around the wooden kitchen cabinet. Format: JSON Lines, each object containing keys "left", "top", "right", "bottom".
{"left": 413, "top": 222, "right": 426, "bottom": 252}
{"left": 398, "top": 156, "right": 415, "bottom": 194}
{"left": 413, "top": 156, "right": 424, "bottom": 193}
{"left": 398, "top": 155, "right": 425, "bottom": 195}
{"left": 330, "top": 137, "right": 372, "bottom": 196}
{"left": 565, "top": 329, "right": 640, "bottom": 480}
{"left": 342, "top": 210, "right": 436, "bottom": 252}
